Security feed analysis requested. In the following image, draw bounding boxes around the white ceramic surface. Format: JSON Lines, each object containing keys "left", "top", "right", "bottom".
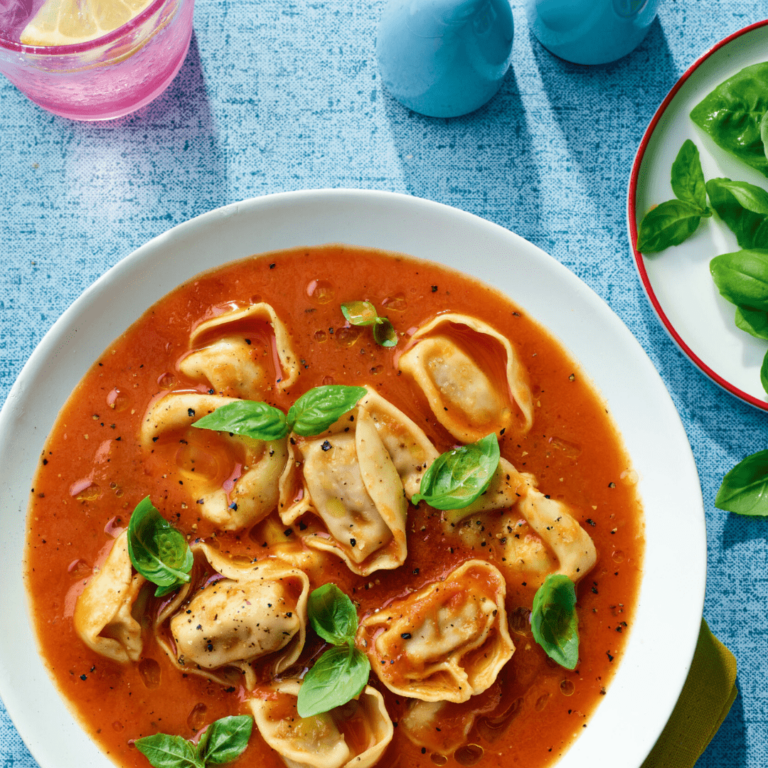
{"left": 0, "top": 190, "right": 705, "bottom": 768}
{"left": 630, "top": 21, "right": 768, "bottom": 410}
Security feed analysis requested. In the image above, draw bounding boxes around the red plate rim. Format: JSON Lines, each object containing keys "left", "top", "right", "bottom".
{"left": 627, "top": 18, "right": 768, "bottom": 412}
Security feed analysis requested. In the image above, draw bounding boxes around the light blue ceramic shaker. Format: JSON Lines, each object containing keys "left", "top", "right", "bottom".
{"left": 526, "top": 0, "right": 662, "bottom": 65}
{"left": 376, "top": 0, "right": 514, "bottom": 118}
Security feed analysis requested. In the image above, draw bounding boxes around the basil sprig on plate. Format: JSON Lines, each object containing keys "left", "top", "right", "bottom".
{"left": 715, "top": 450, "right": 768, "bottom": 517}
{"left": 135, "top": 715, "right": 252, "bottom": 768}
{"left": 706, "top": 178, "right": 768, "bottom": 249}
{"left": 735, "top": 306, "right": 768, "bottom": 341}
{"left": 297, "top": 584, "right": 371, "bottom": 718}
{"left": 710, "top": 249, "right": 768, "bottom": 312}
{"left": 709, "top": 249, "right": 768, "bottom": 393}
{"left": 341, "top": 301, "right": 398, "bottom": 348}
{"left": 636, "top": 140, "right": 712, "bottom": 254}
{"left": 412, "top": 433, "right": 500, "bottom": 510}
{"left": 127, "top": 497, "right": 194, "bottom": 597}
{"left": 531, "top": 574, "right": 579, "bottom": 670}
{"left": 691, "top": 62, "right": 768, "bottom": 178}
{"left": 193, "top": 385, "right": 366, "bottom": 441}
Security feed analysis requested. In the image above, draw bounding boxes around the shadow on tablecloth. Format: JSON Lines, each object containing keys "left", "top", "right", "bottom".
{"left": 380, "top": 65, "right": 544, "bottom": 244}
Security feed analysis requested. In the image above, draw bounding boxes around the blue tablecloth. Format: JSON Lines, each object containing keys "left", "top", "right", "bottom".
{"left": 1, "top": 1, "right": 765, "bottom": 766}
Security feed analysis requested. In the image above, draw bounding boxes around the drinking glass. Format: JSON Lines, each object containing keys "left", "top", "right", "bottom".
{"left": 0, "top": 0, "right": 194, "bottom": 120}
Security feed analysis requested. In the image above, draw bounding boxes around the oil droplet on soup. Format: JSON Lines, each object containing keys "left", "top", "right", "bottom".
{"left": 306, "top": 279, "right": 334, "bottom": 304}
{"left": 138, "top": 659, "right": 161, "bottom": 689}
{"left": 70, "top": 480, "right": 101, "bottom": 502}
{"left": 382, "top": 293, "right": 408, "bottom": 312}
{"left": 106, "top": 387, "right": 129, "bottom": 412}
{"left": 157, "top": 372, "right": 177, "bottom": 390}
{"left": 188, "top": 702, "right": 208, "bottom": 731}
{"left": 335, "top": 326, "right": 362, "bottom": 347}
{"left": 455, "top": 744, "right": 484, "bottom": 766}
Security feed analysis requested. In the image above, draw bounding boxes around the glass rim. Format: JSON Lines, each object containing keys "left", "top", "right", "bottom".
{"left": 0, "top": 0, "right": 172, "bottom": 55}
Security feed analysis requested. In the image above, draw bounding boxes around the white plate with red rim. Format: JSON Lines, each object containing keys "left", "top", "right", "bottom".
{"left": 0, "top": 190, "right": 704, "bottom": 768}
{"left": 628, "top": 20, "right": 768, "bottom": 411}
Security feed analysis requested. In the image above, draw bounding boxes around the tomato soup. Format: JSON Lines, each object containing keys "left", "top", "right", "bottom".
{"left": 25, "top": 246, "right": 643, "bottom": 768}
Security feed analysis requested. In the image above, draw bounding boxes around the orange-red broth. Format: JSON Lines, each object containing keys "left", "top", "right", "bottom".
{"left": 25, "top": 247, "right": 643, "bottom": 768}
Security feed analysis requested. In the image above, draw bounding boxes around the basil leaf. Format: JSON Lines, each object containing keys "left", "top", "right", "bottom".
{"left": 706, "top": 178, "right": 768, "bottom": 249}
{"left": 192, "top": 400, "right": 289, "bottom": 442}
{"left": 373, "top": 317, "right": 397, "bottom": 348}
{"left": 412, "top": 433, "right": 500, "bottom": 510}
{"left": 691, "top": 63, "right": 768, "bottom": 178}
{"left": 308, "top": 584, "right": 358, "bottom": 645}
{"left": 341, "top": 301, "right": 378, "bottom": 327}
{"left": 710, "top": 249, "right": 768, "bottom": 311}
{"left": 636, "top": 199, "right": 704, "bottom": 254}
{"left": 735, "top": 306, "right": 768, "bottom": 340}
{"left": 296, "top": 645, "right": 370, "bottom": 718}
{"left": 761, "top": 111, "right": 768, "bottom": 161}
{"left": 128, "top": 498, "right": 193, "bottom": 597}
{"left": 196, "top": 716, "right": 252, "bottom": 765}
{"left": 762, "top": 349, "right": 768, "bottom": 396}
{"left": 715, "top": 449, "right": 768, "bottom": 516}
{"left": 671, "top": 139, "right": 708, "bottom": 210}
{"left": 531, "top": 574, "right": 579, "bottom": 670}
{"left": 135, "top": 734, "right": 204, "bottom": 768}
{"left": 287, "top": 385, "right": 366, "bottom": 436}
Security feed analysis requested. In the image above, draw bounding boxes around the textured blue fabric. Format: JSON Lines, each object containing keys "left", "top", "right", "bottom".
{"left": 0, "top": 1, "right": 765, "bottom": 766}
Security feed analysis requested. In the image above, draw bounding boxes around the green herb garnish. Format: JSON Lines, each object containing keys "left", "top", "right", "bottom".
{"left": 710, "top": 248, "right": 768, "bottom": 395}
{"left": 287, "top": 385, "right": 367, "bottom": 436}
{"left": 196, "top": 716, "right": 254, "bottom": 765}
{"left": 192, "top": 400, "right": 288, "bottom": 441}
{"left": 127, "top": 497, "right": 194, "bottom": 598}
{"left": 706, "top": 178, "right": 768, "bottom": 249}
{"left": 308, "top": 583, "right": 360, "bottom": 645}
{"left": 340, "top": 301, "right": 378, "bottom": 326}
{"left": 296, "top": 584, "right": 370, "bottom": 718}
{"left": 412, "top": 433, "right": 500, "bottom": 510}
{"left": 691, "top": 63, "right": 768, "bottom": 178}
{"left": 135, "top": 715, "right": 253, "bottom": 768}
{"left": 341, "top": 301, "right": 398, "bottom": 348}
{"left": 192, "top": 385, "right": 366, "bottom": 440}
{"left": 636, "top": 140, "right": 712, "bottom": 254}
{"left": 671, "top": 138, "right": 709, "bottom": 210}
{"left": 710, "top": 249, "right": 768, "bottom": 312}
{"left": 735, "top": 306, "right": 768, "bottom": 341}
{"left": 531, "top": 574, "right": 579, "bottom": 670}
{"left": 716, "top": 450, "right": 768, "bottom": 517}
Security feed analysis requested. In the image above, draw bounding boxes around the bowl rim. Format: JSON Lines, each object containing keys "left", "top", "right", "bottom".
{"left": 627, "top": 18, "right": 768, "bottom": 412}
{"left": 0, "top": 189, "right": 706, "bottom": 768}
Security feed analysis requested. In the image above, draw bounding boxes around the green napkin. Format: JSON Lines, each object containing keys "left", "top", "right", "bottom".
{"left": 642, "top": 619, "right": 738, "bottom": 767}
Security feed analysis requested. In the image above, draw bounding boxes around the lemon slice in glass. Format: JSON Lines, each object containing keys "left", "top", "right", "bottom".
{"left": 20, "top": 0, "right": 154, "bottom": 47}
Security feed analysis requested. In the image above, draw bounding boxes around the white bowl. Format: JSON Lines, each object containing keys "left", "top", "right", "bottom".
{"left": 0, "top": 190, "right": 705, "bottom": 768}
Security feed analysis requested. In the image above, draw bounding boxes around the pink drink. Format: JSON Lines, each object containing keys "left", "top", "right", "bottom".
{"left": 0, "top": 0, "right": 194, "bottom": 120}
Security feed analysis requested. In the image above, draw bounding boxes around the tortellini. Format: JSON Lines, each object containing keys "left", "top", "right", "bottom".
{"left": 73, "top": 531, "right": 146, "bottom": 664}
{"left": 180, "top": 302, "right": 300, "bottom": 397}
{"left": 358, "top": 560, "right": 514, "bottom": 703}
{"left": 155, "top": 544, "right": 309, "bottom": 690}
{"left": 250, "top": 681, "right": 393, "bottom": 768}
{"left": 279, "top": 387, "right": 437, "bottom": 576}
{"left": 141, "top": 393, "right": 288, "bottom": 530}
{"left": 400, "top": 686, "right": 502, "bottom": 755}
{"left": 398, "top": 313, "right": 534, "bottom": 442}
{"left": 442, "top": 458, "right": 597, "bottom": 583}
